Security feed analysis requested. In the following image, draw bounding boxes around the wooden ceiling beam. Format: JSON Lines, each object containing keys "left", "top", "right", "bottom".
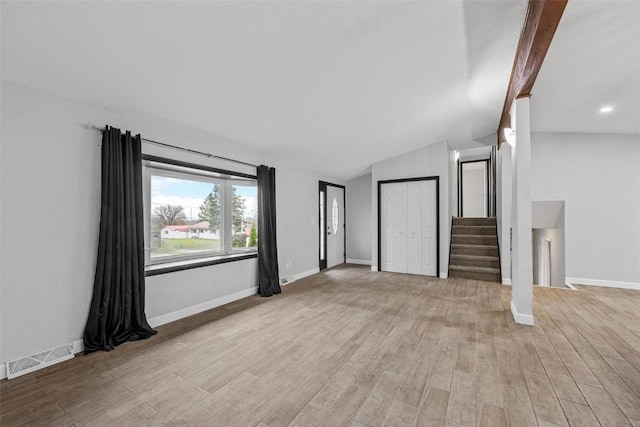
{"left": 498, "top": 0, "right": 568, "bottom": 144}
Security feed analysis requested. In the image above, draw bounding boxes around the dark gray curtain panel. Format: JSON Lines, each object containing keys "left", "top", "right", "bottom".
{"left": 83, "top": 126, "right": 156, "bottom": 353}
{"left": 257, "top": 165, "right": 281, "bottom": 297}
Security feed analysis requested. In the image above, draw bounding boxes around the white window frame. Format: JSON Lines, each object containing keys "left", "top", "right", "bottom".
{"left": 142, "top": 157, "right": 257, "bottom": 272}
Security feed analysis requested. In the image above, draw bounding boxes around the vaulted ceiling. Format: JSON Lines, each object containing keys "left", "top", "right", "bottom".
{"left": 8, "top": 2, "right": 637, "bottom": 182}
{"left": 1, "top": 1, "right": 529, "bottom": 179}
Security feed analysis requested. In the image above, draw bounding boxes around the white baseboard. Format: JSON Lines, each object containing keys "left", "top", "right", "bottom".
{"left": 280, "top": 268, "right": 319, "bottom": 287}
{"left": 148, "top": 287, "right": 258, "bottom": 328}
{"left": 371, "top": 266, "right": 378, "bottom": 272}
{"left": 72, "top": 339, "right": 84, "bottom": 354}
{"left": 511, "top": 301, "right": 534, "bottom": 325}
{"left": 294, "top": 268, "right": 320, "bottom": 282}
{"left": 566, "top": 277, "right": 640, "bottom": 291}
{"left": 502, "top": 278, "right": 512, "bottom": 285}
{"left": 1, "top": 363, "right": 6, "bottom": 380}
{"left": 439, "top": 273, "right": 448, "bottom": 279}
{"left": 347, "top": 259, "right": 372, "bottom": 265}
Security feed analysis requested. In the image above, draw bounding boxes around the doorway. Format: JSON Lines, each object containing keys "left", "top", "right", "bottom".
{"left": 377, "top": 177, "right": 439, "bottom": 276}
{"left": 532, "top": 201, "right": 566, "bottom": 288}
{"left": 459, "top": 159, "right": 489, "bottom": 217}
{"left": 319, "top": 182, "right": 345, "bottom": 270}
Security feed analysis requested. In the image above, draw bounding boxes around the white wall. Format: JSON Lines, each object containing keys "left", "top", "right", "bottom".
{"left": 371, "top": 141, "right": 450, "bottom": 277}
{"left": 274, "top": 164, "right": 345, "bottom": 280}
{"left": 0, "top": 81, "right": 342, "bottom": 365}
{"left": 531, "top": 132, "right": 640, "bottom": 286}
{"left": 346, "top": 173, "right": 372, "bottom": 264}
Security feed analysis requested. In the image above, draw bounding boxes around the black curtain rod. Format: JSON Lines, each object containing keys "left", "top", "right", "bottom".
{"left": 86, "top": 123, "right": 258, "bottom": 168}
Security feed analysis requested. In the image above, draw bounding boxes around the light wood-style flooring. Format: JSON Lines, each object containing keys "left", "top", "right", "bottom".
{"left": 2, "top": 264, "right": 640, "bottom": 426}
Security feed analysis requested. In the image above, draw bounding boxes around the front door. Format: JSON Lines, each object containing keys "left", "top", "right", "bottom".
{"left": 319, "top": 182, "right": 345, "bottom": 270}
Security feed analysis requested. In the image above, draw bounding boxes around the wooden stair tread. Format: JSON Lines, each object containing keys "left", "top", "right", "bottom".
{"left": 450, "top": 243, "right": 499, "bottom": 248}
{"left": 450, "top": 254, "right": 499, "bottom": 261}
{"left": 452, "top": 234, "right": 495, "bottom": 238}
{"left": 449, "top": 265, "right": 500, "bottom": 274}
{"left": 452, "top": 225, "right": 496, "bottom": 229}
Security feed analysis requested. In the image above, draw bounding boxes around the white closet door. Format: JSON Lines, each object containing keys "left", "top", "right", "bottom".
{"left": 407, "top": 182, "right": 422, "bottom": 274}
{"left": 382, "top": 182, "right": 407, "bottom": 273}
{"left": 420, "top": 180, "right": 437, "bottom": 276}
{"left": 381, "top": 180, "right": 437, "bottom": 277}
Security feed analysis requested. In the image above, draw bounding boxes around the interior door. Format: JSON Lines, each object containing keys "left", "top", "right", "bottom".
{"left": 326, "top": 185, "right": 345, "bottom": 268}
{"left": 461, "top": 160, "right": 488, "bottom": 217}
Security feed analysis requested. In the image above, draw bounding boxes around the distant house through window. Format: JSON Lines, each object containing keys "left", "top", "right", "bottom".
{"left": 142, "top": 156, "right": 257, "bottom": 271}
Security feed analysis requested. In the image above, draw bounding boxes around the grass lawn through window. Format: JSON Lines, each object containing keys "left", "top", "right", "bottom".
{"left": 152, "top": 238, "right": 221, "bottom": 257}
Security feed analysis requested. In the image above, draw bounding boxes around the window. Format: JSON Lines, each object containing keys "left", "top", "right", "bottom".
{"left": 143, "top": 156, "right": 257, "bottom": 272}
{"left": 332, "top": 197, "right": 339, "bottom": 235}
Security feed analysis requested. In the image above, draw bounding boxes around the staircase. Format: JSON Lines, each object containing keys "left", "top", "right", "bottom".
{"left": 448, "top": 217, "right": 501, "bottom": 283}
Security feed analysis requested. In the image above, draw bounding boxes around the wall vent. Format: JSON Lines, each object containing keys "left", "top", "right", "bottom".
{"left": 6, "top": 343, "right": 74, "bottom": 380}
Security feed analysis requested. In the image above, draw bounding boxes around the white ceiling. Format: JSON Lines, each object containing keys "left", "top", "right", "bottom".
{"left": 531, "top": 0, "right": 640, "bottom": 135}
{"left": 1, "top": 1, "right": 529, "bottom": 180}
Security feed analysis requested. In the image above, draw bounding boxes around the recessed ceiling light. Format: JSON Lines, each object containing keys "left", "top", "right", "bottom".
{"left": 599, "top": 106, "right": 614, "bottom": 113}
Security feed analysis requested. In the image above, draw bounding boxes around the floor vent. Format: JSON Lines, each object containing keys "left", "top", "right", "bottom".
{"left": 6, "top": 343, "right": 74, "bottom": 380}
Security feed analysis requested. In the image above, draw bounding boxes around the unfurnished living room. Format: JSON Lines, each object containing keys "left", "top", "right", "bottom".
{"left": 1, "top": 1, "right": 639, "bottom": 426}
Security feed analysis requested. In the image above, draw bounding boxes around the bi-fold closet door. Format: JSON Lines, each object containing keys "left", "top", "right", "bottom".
{"left": 381, "top": 180, "right": 437, "bottom": 276}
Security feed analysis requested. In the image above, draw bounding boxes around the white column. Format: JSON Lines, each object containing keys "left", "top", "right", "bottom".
{"left": 497, "top": 142, "right": 512, "bottom": 285}
{"left": 510, "top": 97, "right": 534, "bottom": 325}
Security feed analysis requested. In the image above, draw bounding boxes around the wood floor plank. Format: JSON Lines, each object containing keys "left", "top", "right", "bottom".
{"left": 354, "top": 371, "right": 402, "bottom": 426}
{"left": 606, "top": 356, "right": 640, "bottom": 398}
{"left": 320, "top": 384, "right": 370, "bottom": 427}
{"left": 522, "top": 370, "right": 568, "bottom": 426}
{"left": 424, "top": 326, "right": 459, "bottom": 392}
{"left": 578, "top": 382, "right": 632, "bottom": 426}
{"left": 559, "top": 399, "right": 600, "bottom": 427}
{"left": 592, "top": 366, "right": 640, "bottom": 420}
{"left": 381, "top": 398, "right": 417, "bottom": 427}
{"left": 479, "top": 403, "right": 508, "bottom": 427}
{"left": 415, "top": 387, "right": 449, "bottom": 427}
{"left": 2, "top": 265, "right": 640, "bottom": 427}
{"left": 556, "top": 349, "right": 601, "bottom": 387}
{"left": 540, "top": 357, "right": 587, "bottom": 405}
{"left": 445, "top": 369, "right": 476, "bottom": 426}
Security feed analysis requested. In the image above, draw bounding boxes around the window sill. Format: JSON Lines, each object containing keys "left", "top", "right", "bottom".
{"left": 145, "top": 252, "right": 257, "bottom": 277}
